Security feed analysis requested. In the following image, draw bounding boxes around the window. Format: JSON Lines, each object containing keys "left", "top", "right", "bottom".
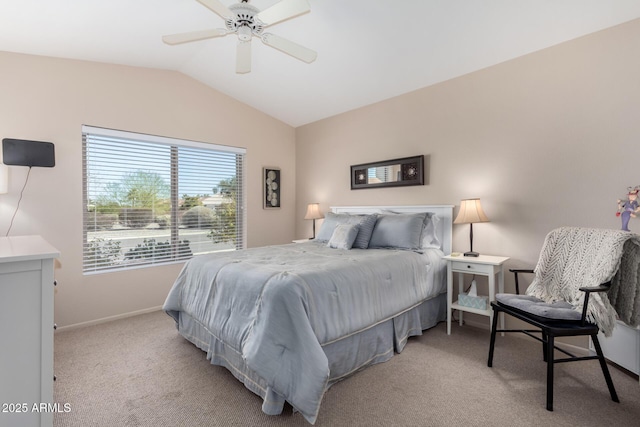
{"left": 82, "top": 125, "right": 245, "bottom": 273}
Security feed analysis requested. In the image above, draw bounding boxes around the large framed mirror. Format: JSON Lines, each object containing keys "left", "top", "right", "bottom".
{"left": 350, "top": 155, "right": 424, "bottom": 190}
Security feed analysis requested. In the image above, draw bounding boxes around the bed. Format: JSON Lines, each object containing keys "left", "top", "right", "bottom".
{"left": 163, "top": 205, "right": 453, "bottom": 424}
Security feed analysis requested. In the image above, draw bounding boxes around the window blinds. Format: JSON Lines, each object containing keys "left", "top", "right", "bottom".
{"left": 82, "top": 125, "right": 246, "bottom": 274}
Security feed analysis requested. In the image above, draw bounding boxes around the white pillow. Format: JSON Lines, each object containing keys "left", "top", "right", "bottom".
{"left": 327, "top": 224, "right": 360, "bottom": 250}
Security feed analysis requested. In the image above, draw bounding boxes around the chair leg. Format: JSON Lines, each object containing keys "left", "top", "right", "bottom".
{"left": 488, "top": 307, "right": 500, "bottom": 367}
{"left": 542, "top": 330, "right": 548, "bottom": 362}
{"left": 591, "top": 334, "right": 620, "bottom": 403}
{"left": 546, "top": 334, "right": 554, "bottom": 411}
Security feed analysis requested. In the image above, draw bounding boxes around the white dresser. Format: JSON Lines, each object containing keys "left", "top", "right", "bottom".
{"left": 0, "top": 236, "right": 59, "bottom": 427}
{"left": 594, "top": 320, "right": 640, "bottom": 384}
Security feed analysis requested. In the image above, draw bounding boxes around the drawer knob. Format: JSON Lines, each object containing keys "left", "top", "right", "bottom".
{"left": 54, "top": 280, "right": 57, "bottom": 287}
{"left": 53, "top": 323, "right": 57, "bottom": 330}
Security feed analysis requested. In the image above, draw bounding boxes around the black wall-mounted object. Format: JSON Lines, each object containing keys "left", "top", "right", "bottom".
{"left": 2, "top": 138, "right": 55, "bottom": 167}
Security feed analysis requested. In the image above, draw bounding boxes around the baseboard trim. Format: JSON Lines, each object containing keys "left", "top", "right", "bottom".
{"left": 56, "top": 306, "right": 164, "bottom": 332}
{"left": 461, "top": 318, "right": 489, "bottom": 330}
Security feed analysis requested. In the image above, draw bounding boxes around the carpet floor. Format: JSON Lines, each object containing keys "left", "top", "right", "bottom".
{"left": 53, "top": 310, "right": 640, "bottom": 426}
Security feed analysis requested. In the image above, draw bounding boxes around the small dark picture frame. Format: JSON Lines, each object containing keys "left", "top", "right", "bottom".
{"left": 263, "top": 167, "right": 281, "bottom": 209}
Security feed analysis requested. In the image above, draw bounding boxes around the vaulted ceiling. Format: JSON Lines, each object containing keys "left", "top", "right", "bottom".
{"left": 2, "top": 0, "right": 639, "bottom": 127}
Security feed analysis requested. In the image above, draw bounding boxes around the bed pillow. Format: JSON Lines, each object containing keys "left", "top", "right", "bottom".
{"left": 369, "top": 212, "right": 428, "bottom": 249}
{"left": 380, "top": 210, "right": 441, "bottom": 249}
{"left": 351, "top": 214, "right": 378, "bottom": 249}
{"left": 327, "top": 224, "right": 359, "bottom": 250}
{"left": 315, "top": 212, "right": 347, "bottom": 241}
{"left": 421, "top": 213, "right": 442, "bottom": 249}
{"left": 315, "top": 212, "right": 378, "bottom": 248}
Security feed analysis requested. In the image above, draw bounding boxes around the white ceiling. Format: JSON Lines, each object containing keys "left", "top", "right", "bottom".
{"left": 1, "top": 0, "right": 640, "bottom": 127}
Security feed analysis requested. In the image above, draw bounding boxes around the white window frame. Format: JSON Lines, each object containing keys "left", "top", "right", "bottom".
{"left": 82, "top": 125, "right": 246, "bottom": 274}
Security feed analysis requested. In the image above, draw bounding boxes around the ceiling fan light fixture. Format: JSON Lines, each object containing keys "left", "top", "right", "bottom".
{"left": 237, "top": 25, "right": 252, "bottom": 41}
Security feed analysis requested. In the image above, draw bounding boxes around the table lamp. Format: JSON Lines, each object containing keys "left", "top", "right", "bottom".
{"left": 304, "top": 203, "right": 324, "bottom": 239}
{"left": 454, "top": 198, "right": 489, "bottom": 257}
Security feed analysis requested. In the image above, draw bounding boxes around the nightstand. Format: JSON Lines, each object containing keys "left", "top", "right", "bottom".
{"left": 442, "top": 254, "right": 510, "bottom": 335}
{"left": 292, "top": 239, "right": 311, "bottom": 243}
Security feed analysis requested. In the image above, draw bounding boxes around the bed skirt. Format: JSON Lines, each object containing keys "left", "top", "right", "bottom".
{"left": 174, "top": 291, "right": 447, "bottom": 419}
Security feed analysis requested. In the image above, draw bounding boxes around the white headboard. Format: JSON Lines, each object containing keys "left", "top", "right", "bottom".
{"left": 330, "top": 205, "right": 454, "bottom": 255}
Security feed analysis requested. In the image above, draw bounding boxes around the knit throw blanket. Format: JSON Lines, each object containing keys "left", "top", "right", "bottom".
{"left": 526, "top": 227, "right": 640, "bottom": 336}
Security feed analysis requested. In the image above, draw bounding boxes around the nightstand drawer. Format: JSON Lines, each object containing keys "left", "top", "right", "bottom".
{"left": 450, "top": 261, "right": 493, "bottom": 274}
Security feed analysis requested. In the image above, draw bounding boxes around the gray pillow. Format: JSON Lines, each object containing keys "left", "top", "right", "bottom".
{"left": 315, "top": 212, "right": 347, "bottom": 241}
{"left": 421, "top": 214, "right": 441, "bottom": 249}
{"left": 352, "top": 214, "right": 377, "bottom": 249}
{"left": 369, "top": 212, "right": 428, "bottom": 249}
{"left": 380, "top": 210, "right": 441, "bottom": 249}
{"left": 327, "top": 224, "right": 359, "bottom": 250}
{"left": 315, "top": 212, "right": 378, "bottom": 248}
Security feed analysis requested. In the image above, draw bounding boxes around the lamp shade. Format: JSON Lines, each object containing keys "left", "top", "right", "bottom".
{"left": 454, "top": 198, "right": 489, "bottom": 224}
{"left": 304, "top": 203, "right": 324, "bottom": 220}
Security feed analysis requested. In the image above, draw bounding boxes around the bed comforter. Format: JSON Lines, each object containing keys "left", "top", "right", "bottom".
{"left": 163, "top": 241, "right": 445, "bottom": 424}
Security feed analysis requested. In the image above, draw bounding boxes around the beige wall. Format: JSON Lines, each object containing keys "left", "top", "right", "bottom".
{"left": 3, "top": 18, "right": 640, "bottom": 331}
{"left": 295, "top": 19, "right": 640, "bottom": 326}
{"left": 0, "top": 51, "right": 296, "bottom": 328}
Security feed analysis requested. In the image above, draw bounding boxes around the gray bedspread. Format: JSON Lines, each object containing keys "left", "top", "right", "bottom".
{"left": 163, "top": 241, "right": 445, "bottom": 424}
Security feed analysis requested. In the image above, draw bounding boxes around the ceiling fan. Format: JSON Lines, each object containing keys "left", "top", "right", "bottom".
{"left": 163, "top": 0, "right": 317, "bottom": 74}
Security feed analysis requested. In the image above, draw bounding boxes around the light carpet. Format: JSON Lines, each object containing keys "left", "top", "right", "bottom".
{"left": 53, "top": 310, "right": 640, "bottom": 426}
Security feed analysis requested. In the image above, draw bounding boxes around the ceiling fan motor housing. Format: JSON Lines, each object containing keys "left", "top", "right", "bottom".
{"left": 227, "top": 2, "right": 263, "bottom": 40}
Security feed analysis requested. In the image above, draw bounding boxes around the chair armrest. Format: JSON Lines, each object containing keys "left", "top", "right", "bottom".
{"left": 578, "top": 281, "right": 612, "bottom": 325}
{"left": 579, "top": 282, "right": 611, "bottom": 293}
{"left": 509, "top": 269, "right": 535, "bottom": 295}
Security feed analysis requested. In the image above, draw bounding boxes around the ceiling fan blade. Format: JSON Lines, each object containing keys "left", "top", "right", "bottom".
{"left": 255, "top": 0, "right": 311, "bottom": 27}
{"left": 197, "top": 0, "right": 235, "bottom": 20}
{"left": 162, "top": 28, "right": 228, "bottom": 45}
{"left": 236, "top": 40, "right": 251, "bottom": 74}
{"left": 261, "top": 33, "right": 317, "bottom": 63}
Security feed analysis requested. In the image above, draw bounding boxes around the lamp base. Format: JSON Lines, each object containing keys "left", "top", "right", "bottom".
{"left": 463, "top": 251, "right": 480, "bottom": 257}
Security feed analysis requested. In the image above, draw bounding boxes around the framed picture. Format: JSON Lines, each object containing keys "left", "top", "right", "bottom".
{"left": 263, "top": 167, "right": 281, "bottom": 209}
{"left": 350, "top": 155, "right": 424, "bottom": 190}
